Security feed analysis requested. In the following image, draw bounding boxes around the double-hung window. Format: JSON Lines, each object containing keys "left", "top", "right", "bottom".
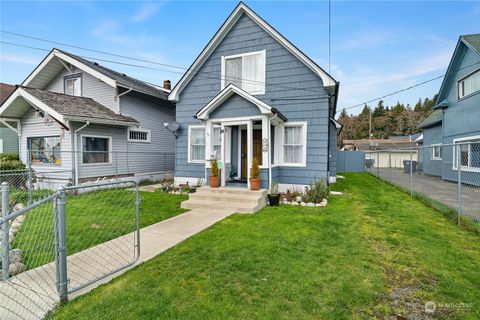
{"left": 279, "top": 123, "right": 307, "bottom": 166}
{"left": 221, "top": 50, "right": 266, "bottom": 95}
{"left": 64, "top": 74, "right": 82, "bottom": 96}
{"left": 82, "top": 136, "right": 111, "bottom": 164}
{"left": 431, "top": 144, "right": 442, "bottom": 160}
{"left": 188, "top": 126, "right": 205, "bottom": 163}
{"left": 453, "top": 136, "right": 480, "bottom": 172}
{"left": 28, "top": 136, "right": 61, "bottom": 165}
{"left": 212, "top": 127, "right": 221, "bottom": 160}
{"left": 458, "top": 69, "right": 480, "bottom": 99}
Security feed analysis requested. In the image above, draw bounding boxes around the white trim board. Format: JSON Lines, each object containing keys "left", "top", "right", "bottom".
{"left": 169, "top": 2, "right": 336, "bottom": 102}
{"left": 80, "top": 134, "right": 113, "bottom": 166}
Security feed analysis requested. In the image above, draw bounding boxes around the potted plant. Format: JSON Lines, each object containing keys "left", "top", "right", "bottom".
{"left": 268, "top": 181, "right": 280, "bottom": 206}
{"left": 249, "top": 157, "right": 261, "bottom": 190}
{"left": 209, "top": 159, "right": 220, "bottom": 188}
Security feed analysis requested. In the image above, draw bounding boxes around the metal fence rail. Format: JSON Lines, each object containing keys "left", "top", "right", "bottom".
{"left": 366, "top": 141, "right": 480, "bottom": 231}
{"left": 0, "top": 180, "right": 140, "bottom": 319}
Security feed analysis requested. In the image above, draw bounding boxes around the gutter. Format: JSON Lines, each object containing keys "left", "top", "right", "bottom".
{"left": 73, "top": 121, "right": 90, "bottom": 186}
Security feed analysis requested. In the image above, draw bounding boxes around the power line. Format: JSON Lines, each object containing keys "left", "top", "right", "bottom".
{"left": 336, "top": 60, "right": 480, "bottom": 114}
{"left": 0, "top": 30, "right": 328, "bottom": 95}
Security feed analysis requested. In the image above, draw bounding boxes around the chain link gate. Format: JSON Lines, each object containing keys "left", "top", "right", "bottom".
{"left": 0, "top": 180, "right": 140, "bottom": 319}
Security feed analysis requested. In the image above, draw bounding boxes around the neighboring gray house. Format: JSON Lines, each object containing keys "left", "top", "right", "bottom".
{"left": 0, "top": 48, "right": 176, "bottom": 187}
{"left": 0, "top": 83, "right": 18, "bottom": 154}
{"left": 169, "top": 2, "right": 340, "bottom": 190}
{"left": 419, "top": 34, "right": 480, "bottom": 186}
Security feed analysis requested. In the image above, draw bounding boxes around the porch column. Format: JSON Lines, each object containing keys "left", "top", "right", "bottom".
{"left": 247, "top": 120, "right": 253, "bottom": 189}
{"left": 205, "top": 121, "right": 212, "bottom": 168}
{"left": 220, "top": 123, "right": 226, "bottom": 187}
{"left": 261, "top": 115, "right": 270, "bottom": 190}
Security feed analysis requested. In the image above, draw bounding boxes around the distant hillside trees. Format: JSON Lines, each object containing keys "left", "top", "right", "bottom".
{"left": 338, "top": 96, "right": 436, "bottom": 141}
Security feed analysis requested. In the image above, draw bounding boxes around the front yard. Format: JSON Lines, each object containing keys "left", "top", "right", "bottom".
{"left": 49, "top": 173, "right": 479, "bottom": 319}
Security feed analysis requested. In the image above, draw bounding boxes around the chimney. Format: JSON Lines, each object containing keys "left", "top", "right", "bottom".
{"left": 163, "top": 80, "right": 171, "bottom": 90}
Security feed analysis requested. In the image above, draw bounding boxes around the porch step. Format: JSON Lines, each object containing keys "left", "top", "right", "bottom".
{"left": 181, "top": 187, "right": 267, "bottom": 214}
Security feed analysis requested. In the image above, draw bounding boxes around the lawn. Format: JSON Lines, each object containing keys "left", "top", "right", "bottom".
{"left": 49, "top": 173, "right": 480, "bottom": 320}
{"left": 12, "top": 189, "right": 188, "bottom": 269}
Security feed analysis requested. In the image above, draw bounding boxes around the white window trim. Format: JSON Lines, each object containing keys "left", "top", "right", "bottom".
{"left": 457, "top": 68, "right": 480, "bottom": 100}
{"left": 80, "top": 134, "right": 112, "bottom": 166}
{"left": 452, "top": 135, "right": 480, "bottom": 172}
{"left": 276, "top": 121, "right": 307, "bottom": 167}
{"left": 64, "top": 73, "right": 82, "bottom": 97}
{"left": 127, "top": 127, "right": 151, "bottom": 143}
{"left": 27, "top": 135, "right": 62, "bottom": 167}
{"left": 431, "top": 144, "right": 442, "bottom": 160}
{"left": 188, "top": 125, "right": 205, "bottom": 164}
{"left": 220, "top": 50, "right": 266, "bottom": 95}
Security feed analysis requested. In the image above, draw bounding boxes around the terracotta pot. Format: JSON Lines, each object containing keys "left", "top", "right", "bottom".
{"left": 209, "top": 176, "right": 220, "bottom": 188}
{"left": 250, "top": 177, "right": 261, "bottom": 190}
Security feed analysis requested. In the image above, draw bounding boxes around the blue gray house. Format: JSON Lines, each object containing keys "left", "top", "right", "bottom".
{"left": 419, "top": 34, "right": 480, "bottom": 185}
{"left": 169, "top": 2, "right": 340, "bottom": 190}
{"left": 0, "top": 83, "right": 19, "bottom": 154}
{"left": 0, "top": 48, "right": 176, "bottom": 186}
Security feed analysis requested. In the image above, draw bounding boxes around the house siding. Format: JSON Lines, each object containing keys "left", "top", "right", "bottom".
{"left": 175, "top": 13, "right": 330, "bottom": 185}
{"left": 209, "top": 95, "right": 261, "bottom": 119}
{"left": 45, "top": 66, "right": 119, "bottom": 112}
{"left": 0, "top": 127, "right": 18, "bottom": 154}
{"left": 420, "top": 124, "right": 443, "bottom": 177}
{"left": 439, "top": 43, "right": 480, "bottom": 186}
{"left": 329, "top": 121, "right": 337, "bottom": 179}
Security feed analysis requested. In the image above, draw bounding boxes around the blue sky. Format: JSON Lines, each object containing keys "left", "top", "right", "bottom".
{"left": 1, "top": 1, "right": 478, "bottom": 115}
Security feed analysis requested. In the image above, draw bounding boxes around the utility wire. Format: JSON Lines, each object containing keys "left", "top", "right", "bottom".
{"left": 0, "top": 30, "right": 329, "bottom": 95}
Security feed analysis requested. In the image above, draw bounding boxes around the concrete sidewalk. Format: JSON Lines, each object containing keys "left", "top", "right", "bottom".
{"left": 0, "top": 208, "right": 235, "bottom": 320}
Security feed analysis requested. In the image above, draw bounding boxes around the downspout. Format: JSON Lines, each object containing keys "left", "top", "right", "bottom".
{"left": 73, "top": 121, "right": 90, "bottom": 185}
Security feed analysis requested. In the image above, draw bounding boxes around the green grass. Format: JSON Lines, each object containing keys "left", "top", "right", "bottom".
{"left": 12, "top": 189, "right": 187, "bottom": 269}
{"left": 49, "top": 173, "right": 480, "bottom": 319}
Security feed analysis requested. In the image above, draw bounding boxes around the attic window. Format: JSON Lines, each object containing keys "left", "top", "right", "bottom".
{"left": 458, "top": 69, "right": 480, "bottom": 99}
{"left": 221, "top": 50, "right": 266, "bottom": 95}
{"left": 64, "top": 74, "right": 82, "bottom": 96}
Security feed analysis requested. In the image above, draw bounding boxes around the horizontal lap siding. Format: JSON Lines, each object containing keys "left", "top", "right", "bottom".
{"left": 175, "top": 13, "right": 330, "bottom": 184}
{"left": 45, "top": 67, "right": 119, "bottom": 112}
{"left": 0, "top": 128, "right": 18, "bottom": 153}
{"left": 120, "top": 94, "right": 176, "bottom": 174}
{"left": 209, "top": 95, "right": 261, "bottom": 119}
{"left": 20, "top": 109, "right": 73, "bottom": 182}
{"left": 421, "top": 125, "right": 443, "bottom": 177}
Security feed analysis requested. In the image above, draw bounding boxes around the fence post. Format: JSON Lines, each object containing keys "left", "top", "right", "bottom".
{"left": 56, "top": 187, "right": 68, "bottom": 301}
{"left": 115, "top": 152, "right": 118, "bottom": 182}
{"left": 27, "top": 149, "right": 33, "bottom": 205}
{"left": 376, "top": 152, "right": 379, "bottom": 176}
{"left": 457, "top": 144, "right": 462, "bottom": 226}
{"left": 409, "top": 147, "right": 413, "bottom": 197}
{"left": 388, "top": 152, "right": 391, "bottom": 182}
{"left": 2, "top": 182, "right": 10, "bottom": 281}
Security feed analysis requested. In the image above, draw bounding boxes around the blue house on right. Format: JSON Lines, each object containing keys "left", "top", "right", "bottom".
{"left": 419, "top": 34, "right": 480, "bottom": 186}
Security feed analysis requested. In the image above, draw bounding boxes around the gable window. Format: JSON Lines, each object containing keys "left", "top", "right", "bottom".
{"left": 458, "top": 69, "right": 480, "bottom": 99}
{"left": 188, "top": 126, "right": 205, "bottom": 163}
{"left": 64, "top": 74, "right": 82, "bottom": 96}
{"left": 128, "top": 128, "right": 151, "bottom": 143}
{"left": 221, "top": 50, "right": 266, "bottom": 95}
{"left": 212, "top": 127, "right": 221, "bottom": 160}
{"left": 431, "top": 144, "right": 442, "bottom": 160}
{"left": 28, "top": 136, "right": 61, "bottom": 165}
{"left": 453, "top": 136, "right": 480, "bottom": 172}
{"left": 278, "top": 122, "right": 307, "bottom": 166}
{"left": 82, "top": 136, "right": 111, "bottom": 164}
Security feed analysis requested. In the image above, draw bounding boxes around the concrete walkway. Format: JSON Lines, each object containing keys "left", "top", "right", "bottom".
{"left": 0, "top": 208, "right": 235, "bottom": 320}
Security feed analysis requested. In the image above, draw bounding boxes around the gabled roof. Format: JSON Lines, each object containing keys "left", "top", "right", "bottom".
{"left": 22, "top": 48, "right": 169, "bottom": 100}
{"left": 169, "top": 2, "right": 337, "bottom": 103}
{"left": 418, "top": 110, "right": 442, "bottom": 129}
{"left": 0, "top": 83, "right": 15, "bottom": 105}
{"left": 434, "top": 34, "right": 480, "bottom": 106}
{"left": 0, "top": 86, "right": 139, "bottom": 127}
{"left": 196, "top": 84, "right": 287, "bottom": 122}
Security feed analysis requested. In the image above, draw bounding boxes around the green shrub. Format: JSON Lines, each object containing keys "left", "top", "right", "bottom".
{"left": 302, "top": 179, "right": 329, "bottom": 203}
{"left": 0, "top": 153, "right": 19, "bottom": 162}
{"left": 211, "top": 160, "right": 219, "bottom": 177}
{"left": 250, "top": 157, "right": 260, "bottom": 179}
{"left": 0, "top": 159, "right": 26, "bottom": 171}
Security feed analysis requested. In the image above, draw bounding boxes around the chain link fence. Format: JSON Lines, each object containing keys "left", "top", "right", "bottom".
{"left": 0, "top": 180, "right": 140, "bottom": 320}
{"left": 366, "top": 141, "right": 480, "bottom": 231}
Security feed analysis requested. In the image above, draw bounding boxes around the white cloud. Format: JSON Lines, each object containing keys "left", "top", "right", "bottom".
{"left": 1, "top": 54, "right": 39, "bottom": 65}
{"left": 339, "top": 31, "right": 395, "bottom": 50}
{"left": 130, "top": 2, "right": 164, "bottom": 22}
{"left": 91, "top": 20, "right": 157, "bottom": 47}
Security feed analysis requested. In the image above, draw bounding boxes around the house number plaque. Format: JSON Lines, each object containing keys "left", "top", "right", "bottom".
{"left": 262, "top": 138, "right": 268, "bottom": 152}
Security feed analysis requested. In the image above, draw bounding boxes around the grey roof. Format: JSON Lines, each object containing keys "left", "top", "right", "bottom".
{"left": 353, "top": 139, "right": 417, "bottom": 151}
{"left": 462, "top": 34, "right": 480, "bottom": 54}
{"left": 418, "top": 110, "right": 442, "bottom": 129}
{"left": 56, "top": 49, "right": 169, "bottom": 100}
{"left": 22, "top": 87, "right": 139, "bottom": 125}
